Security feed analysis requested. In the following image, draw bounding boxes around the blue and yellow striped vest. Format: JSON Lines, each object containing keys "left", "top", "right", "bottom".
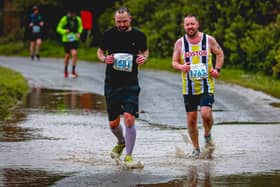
{"left": 180, "top": 34, "right": 215, "bottom": 95}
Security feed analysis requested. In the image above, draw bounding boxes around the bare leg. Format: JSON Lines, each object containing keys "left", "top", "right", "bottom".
{"left": 187, "top": 111, "right": 199, "bottom": 149}
{"left": 35, "top": 38, "right": 42, "bottom": 56}
{"left": 109, "top": 116, "right": 125, "bottom": 144}
{"left": 64, "top": 53, "right": 70, "bottom": 74}
{"left": 200, "top": 106, "right": 213, "bottom": 137}
{"left": 70, "top": 49, "right": 78, "bottom": 75}
{"left": 30, "top": 41, "right": 35, "bottom": 58}
{"left": 71, "top": 49, "right": 77, "bottom": 66}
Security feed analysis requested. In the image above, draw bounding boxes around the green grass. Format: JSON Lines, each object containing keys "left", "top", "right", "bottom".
{"left": 0, "top": 66, "right": 29, "bottom": 122}
{"left": 219, "top": 68, "right": 280, "bottom": 99}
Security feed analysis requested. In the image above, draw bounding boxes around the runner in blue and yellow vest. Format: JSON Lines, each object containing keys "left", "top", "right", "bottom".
{"left": 172, "top": 14, "right": 224, "bottom": 158}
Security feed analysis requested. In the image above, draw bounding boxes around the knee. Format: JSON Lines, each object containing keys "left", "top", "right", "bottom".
{"left": 109, "top": 117, "right": 120, "bottom": 129}
{"left": 71, "top": 50, "right": 77, "bottom": 57}
{"left": 187, "top": 112, "right": 197, "bottom": 127}
{"left": 188, "top": 119, "right": 197, "bottom": 127}
{"left": 124, "top": 112, "right": 135, "bottom": 128}
{"left": 201, "top": 109, "right": 212, "bottom": 123}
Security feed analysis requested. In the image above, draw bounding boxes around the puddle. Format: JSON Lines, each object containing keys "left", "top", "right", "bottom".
{"left": 1, "top": 168, "right": 70, "bottom": 187}
{"left": 24, "top": 87, "right": 106, "bottom": 113}
{"left": 0, "top": 87, "right": 280, "bottom": 186}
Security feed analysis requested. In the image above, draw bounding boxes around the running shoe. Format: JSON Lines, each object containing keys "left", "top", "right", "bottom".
{"left": 124, "top": 155, "right": 133, "bottom": 162}
{"left": 64, "top": 72, "right": 68, "bottom": 78}
{"left": 189, "top": 148, "right": 200, "bottom": 158}
{"left": 205, "top": 135, "right": 215, "bottom": 149}
{"left": 70, "top": 72, "right": 78, "bottom": 78}
{"left": 124, "top": 155, "right": 144, "bottom": 169}
{"left": 36, "top": 54, "right": 40, "bottom": 61}
{"left": 110, "top": 143, "right": 125, "bottom": 159}
{"left": 31, "top": 55, "right": 34, "bottom": 61}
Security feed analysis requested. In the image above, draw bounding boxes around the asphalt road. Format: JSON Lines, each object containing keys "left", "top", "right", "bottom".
{"left": 1, "top": 56, "right": 280, "bottom": 186}
{"left": 0, "top": 56, "right": 279, "bottom": 127}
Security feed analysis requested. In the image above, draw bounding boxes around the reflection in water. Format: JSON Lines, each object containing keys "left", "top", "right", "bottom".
{"left": 0, "top": 123, "right": 39, "bottom": 142}
{"left": 0, "top": 88, "right": 106, "bottom": 142}
{"left": 135, "top": 164, "right": 212, "bottom": 187}
{"left": 2, "top": 168, "right": 69, "bottom": 187}
{"left": 135, "top": 170, "right": 280, "bottom": 187}
{"left": 1, "top": 87, "right": 280, "bottom": 186}
{"left": 25, "top": 88, "right": 106, "bottom": 112}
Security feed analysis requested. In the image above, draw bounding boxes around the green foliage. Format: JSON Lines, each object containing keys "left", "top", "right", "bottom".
{"left": 0, "top": 41, "right": 27, "bottom": 56}
{"left": 12, "top": 0, "right": 60, "bottom": 11}
{"left": 97, "top": 0, "right": 280, "bottom": 78}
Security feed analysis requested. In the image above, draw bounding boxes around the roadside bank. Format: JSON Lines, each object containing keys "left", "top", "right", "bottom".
{"left": 0, "top": 66, "right": 28, "bottom": 122}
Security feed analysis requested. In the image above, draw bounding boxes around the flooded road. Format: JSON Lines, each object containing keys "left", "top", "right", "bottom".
{"left": 0, "top": 56, "right": 280, "bottom": 186}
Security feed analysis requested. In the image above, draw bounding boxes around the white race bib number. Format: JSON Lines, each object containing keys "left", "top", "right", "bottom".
{"left": 113, "top": 53, "right": 133, "bottom": 72}
{"left": 189, "top": 63, "right": 207, "bottom": 80}
{"left": 32, "top": 25, "right": 40, "bottom": 33}
{"left": 67, "top": 34, "right": 76, "bottom": 42}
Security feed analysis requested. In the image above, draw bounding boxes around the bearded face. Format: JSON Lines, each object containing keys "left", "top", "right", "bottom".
{"left": 115, "top": 12, "right": 132, "bottom": 32}
{"left": 184, "top": 16, "right": 199, "bottom": 38}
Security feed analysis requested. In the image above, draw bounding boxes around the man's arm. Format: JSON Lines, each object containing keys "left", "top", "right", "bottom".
{"left": 56, "top": 16, "right": 68, "bottom": 35}
{"left": 97, "top": 48, "right": 106, "bottom": 62}
{"left": 172, "top": 39, "right": 190, "bottom": 73}
{"left": 209, "top": 36, "right": 224, "bottom": 78}
{"left": 97, "top": 48, "right": 114, "bottom": 64}
{"left": 210, "top": 36, "right": 224, "bottom": 70}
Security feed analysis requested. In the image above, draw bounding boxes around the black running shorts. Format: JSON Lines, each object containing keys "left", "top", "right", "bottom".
{"left": 183, "top": 93, "right": 215, "bottom": 112}
{"left": 105, "top": 84, "right": 140, "bottom": 121}
{"left": 63, "top": 41, "right": 79, "bottom": 53}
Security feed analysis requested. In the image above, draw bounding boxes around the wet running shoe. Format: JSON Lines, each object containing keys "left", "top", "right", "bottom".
{"left": 124, "top": 155, "right": 144, "bottom": 169}
{"left": 36, "top": 54, "right": 40, "bottom": 61}
{"left": 205, "top": 135, "right": 215, "bottom": 149}
{"left": 70, "top": 72, "right": 78, "bottom": 78}
{"left": 124, "top": 155, "right": 133, "bottom": 162}
{"left": 189, "top": 148, "right": 200, "bottom": 158}
{"left": 110, "top": 143, "right": 125, "bottom": 159}
{"left": 31, "top": 55, "right": 34, "bottom": 61}
{"left": 64, "top": 72, "right": 68, "bottom": 78}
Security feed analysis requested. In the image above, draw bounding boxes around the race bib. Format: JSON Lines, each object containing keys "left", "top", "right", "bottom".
{"left": 189, "top": 63, "right": 207, "bottom": 80}
{"left": 67, "top": 34, "right": 76, "bottom": 42}
{"left": 32, "top": 25, "right": 40, "bottom": 33}
{"left": 113, "top": 53, "right": 133, "bottom": 72}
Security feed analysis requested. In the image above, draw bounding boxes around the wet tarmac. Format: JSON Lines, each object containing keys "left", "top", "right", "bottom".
{"left": 0, "top": 88, "right": 280, "bottom": 186}
{"left": 1, "top": 56, "right": 280, "bottom": 186}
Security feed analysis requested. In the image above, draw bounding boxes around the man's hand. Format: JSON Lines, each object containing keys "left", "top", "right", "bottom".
{"left": 180, "top": 62, "right": 191, "bottom": 73}
{"left": 104, "top": 54, "right": 114, "bottom": 64}
{"left": 210, "top": 68, "right": 220, "bottom": 78}
{"left": 136, "top": 54, "right": 146, "bottom": 65}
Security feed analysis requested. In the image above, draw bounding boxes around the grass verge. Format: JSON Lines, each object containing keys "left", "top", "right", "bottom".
{"left": 0, "top": 66, "right": 29, "bottom": 123}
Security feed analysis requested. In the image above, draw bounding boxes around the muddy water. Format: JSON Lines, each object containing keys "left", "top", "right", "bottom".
{"left": 0, "top": 88, "right": 280, "bottom": 186}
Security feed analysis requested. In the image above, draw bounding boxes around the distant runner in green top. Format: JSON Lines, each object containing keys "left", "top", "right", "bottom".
{"left": 56, "top": 8, "right": 83, "bottom": 78}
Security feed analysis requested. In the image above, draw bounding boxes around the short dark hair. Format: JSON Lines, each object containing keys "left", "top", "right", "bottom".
{"left": 115, "top": 6, "right": 131, "bottom": 16}
{"left": 184, "top": 13, "right": 199, "bottom": 22}
{"left": 32, "top": 5, "right": 39, "bottom": 11}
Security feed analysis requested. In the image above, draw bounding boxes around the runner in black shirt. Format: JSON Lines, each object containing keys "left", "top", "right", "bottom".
{"left": 97, "top": 6, "right": 149, "bottom": 168}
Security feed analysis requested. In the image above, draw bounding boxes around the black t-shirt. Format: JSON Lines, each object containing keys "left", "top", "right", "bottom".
{"left": 100, "top": 27, "right": 147, "bottom": 88}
